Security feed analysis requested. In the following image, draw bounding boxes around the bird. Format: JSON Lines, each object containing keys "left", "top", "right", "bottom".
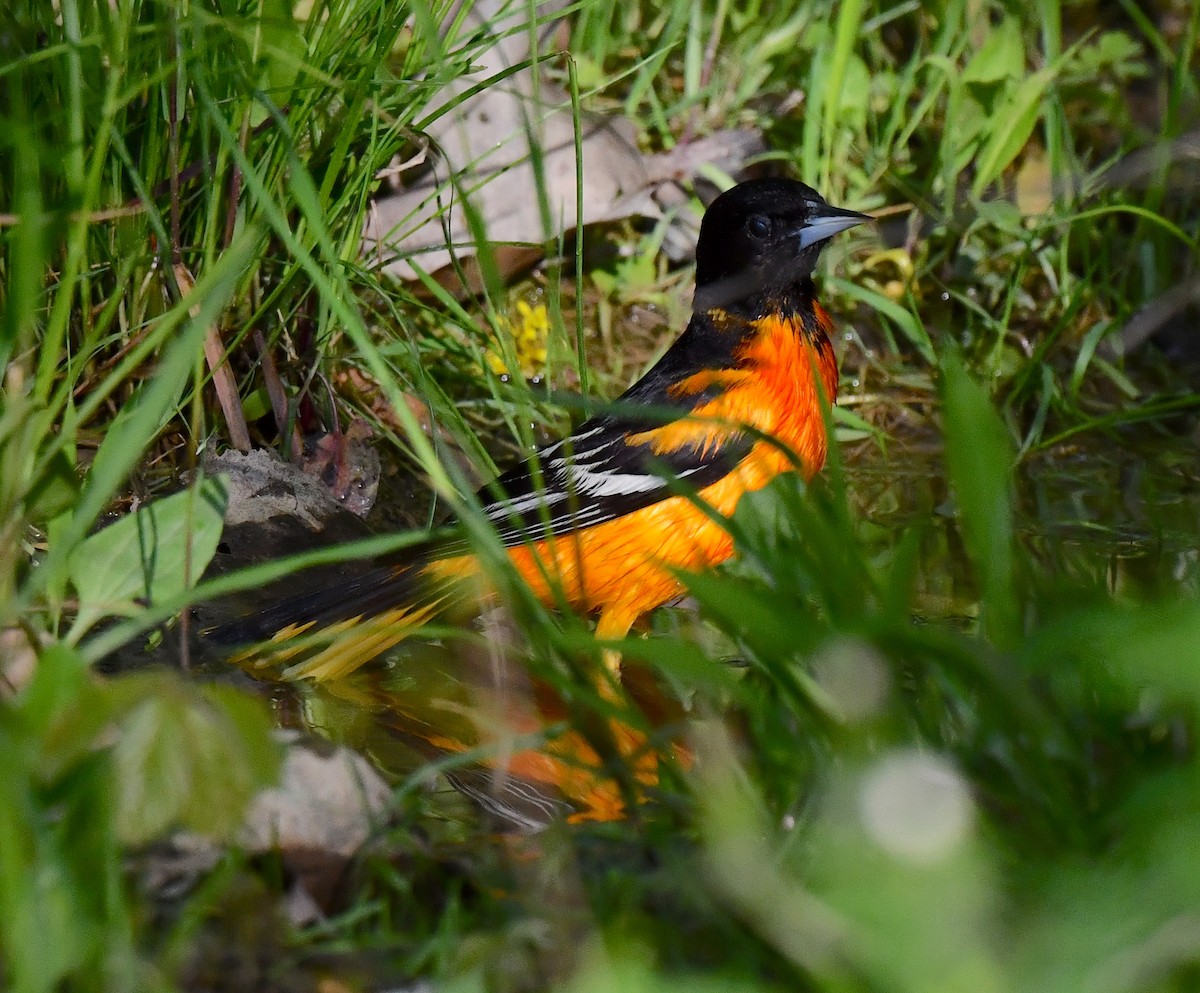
{"left": 212, "top": 177, "right": 869, "bottom": 682}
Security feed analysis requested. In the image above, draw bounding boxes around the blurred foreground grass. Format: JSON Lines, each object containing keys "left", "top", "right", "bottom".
{"left": 2, "top": 0, "right": 1200, "bottom": 990}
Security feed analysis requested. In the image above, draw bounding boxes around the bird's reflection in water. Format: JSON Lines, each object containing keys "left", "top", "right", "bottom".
{"left": 264, "top": 618, "right": 692, "bottom": 833}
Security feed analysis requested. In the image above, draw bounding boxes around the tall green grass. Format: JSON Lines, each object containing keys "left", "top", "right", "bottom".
{"left": 0, "top": 1, "right": 561, "bottom": 988}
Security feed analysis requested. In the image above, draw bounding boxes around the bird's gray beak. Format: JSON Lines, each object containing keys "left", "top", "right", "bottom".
{"left": 796, "top": 203, "right": 872, "bottom": 250}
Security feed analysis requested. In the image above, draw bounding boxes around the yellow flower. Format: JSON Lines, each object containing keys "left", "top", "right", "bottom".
{"left": 484, "top": 300, "right": 550, "bottom": 380}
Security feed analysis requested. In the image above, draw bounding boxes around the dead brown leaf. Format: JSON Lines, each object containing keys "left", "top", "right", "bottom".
{"left": 363, "top": 0, "right": 654, "bottom": 290}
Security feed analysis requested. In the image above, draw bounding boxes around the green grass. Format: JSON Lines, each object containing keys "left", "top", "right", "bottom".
{"left": 3, "top": 0, "right": 1200, "bottom": 990}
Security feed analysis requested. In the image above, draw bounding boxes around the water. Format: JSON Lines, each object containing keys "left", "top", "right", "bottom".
{"left": 240, "top": 432, "right": 1200, "bottom": 831}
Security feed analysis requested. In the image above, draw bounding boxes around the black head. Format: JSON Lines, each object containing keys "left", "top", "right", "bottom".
{"left": 693, "top": 178, "right": 868, "bottom": 315}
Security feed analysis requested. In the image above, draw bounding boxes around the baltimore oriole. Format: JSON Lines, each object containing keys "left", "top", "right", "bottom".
{"left": 214, "top": 178, "right": 868, "bottom": 681}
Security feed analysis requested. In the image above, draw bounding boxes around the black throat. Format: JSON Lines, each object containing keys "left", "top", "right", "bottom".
{"left": 693, "top": 275, "right": 817, "bottom": 323}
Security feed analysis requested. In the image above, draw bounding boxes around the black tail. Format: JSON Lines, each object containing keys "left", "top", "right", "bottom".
{"left": 208, "top": 561, "right": 421, "bottom": 646}
{"left": 207, "top": 558, "right": 467, "bottom": 682}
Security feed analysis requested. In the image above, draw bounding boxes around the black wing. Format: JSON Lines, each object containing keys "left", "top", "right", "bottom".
{"left": 479, "top": 318, "right": 754, "bottom": 547}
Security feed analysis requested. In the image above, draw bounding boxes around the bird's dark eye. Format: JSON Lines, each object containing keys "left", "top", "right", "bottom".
{"left": 746, "top": 214, "right": 771, "bottom": 239}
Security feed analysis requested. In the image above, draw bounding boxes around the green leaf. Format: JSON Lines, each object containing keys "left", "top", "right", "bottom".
{"left": 971, "top": 198, "right": 1024, "bottom": 234}
{"left": 1032, "top": 600, "right": 1200, "bottom": 706}
{"left": 66, "top": 475, "right": 229, "bottom": 640}
{"left": 940, "top": 352, "right": 1019, "bottom": 648}
{"left": 619, "top": 636, "right": 743, "bottom": 697}
{"left": 684, "top": 570, "right": 822, "bottom": 663}
{"left": 256, "top": 0, "right": 308, "bottom": 99}
{"left": 572, "top": 52, "right": 605, "bottom": 90}
{"left": 962, "top": 19, "right": 1025, "bottom": 85}
{"left": 13, "top": 644, "right": 93, "bottom": 743}
{"left": 833, "top": 404, "right": 886, "bottom": 447}
{"left": 240, "top": 386, "right": 274, "bottom": 423}
{"left": 24, "top": 447, "right": 80, "bottom": 524}
{"left": 829, "top": 277, "right": 935, "bottom": 364}
{"left": 111, "top": 676, "right": 280, "bottom": 844}
{"left": 842, "top": 53, "right": 871, "bottom": 123}
{"left": 971, "top": 67, "right": 1056, "bottom": 198}
{"left": 0, "top": 761, "right": 90, "bottom": 993}
{"left": 0, "top": 645, "right": 115, "bottom": 993}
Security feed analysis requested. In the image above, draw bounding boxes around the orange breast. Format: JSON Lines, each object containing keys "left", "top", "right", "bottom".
{"left": 433, "top": 310, "right": 838, "bottom": 635}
